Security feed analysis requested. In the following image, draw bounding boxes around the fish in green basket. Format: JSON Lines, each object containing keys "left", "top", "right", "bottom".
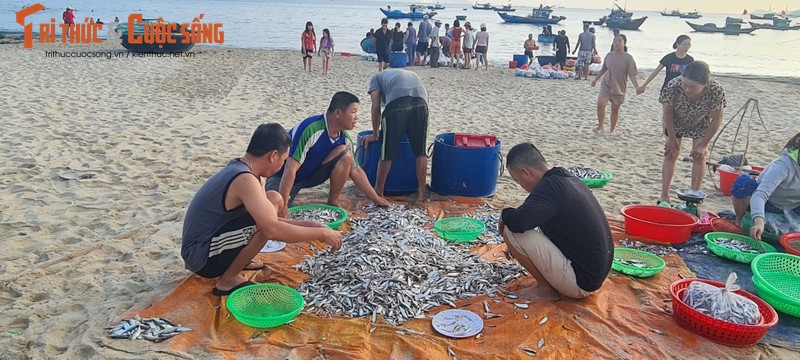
{"left": 614, "top": 258, "right": 650, "bottom": 268}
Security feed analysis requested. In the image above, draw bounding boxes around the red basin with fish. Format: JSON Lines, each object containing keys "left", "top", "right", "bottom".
{"left": 620, "top": 205, "right": 699, "bottom": 245}
{"left": 780, "top": 233, "right": 800, "bottom": 256}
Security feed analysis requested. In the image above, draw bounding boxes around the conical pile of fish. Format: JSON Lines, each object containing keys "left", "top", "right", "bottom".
{"left": 291, "top": 207, "right": 342, "bottom": 223}
{"left": 296, "top": 205, "right": 524, "bottom": 325}
{"left": 106, "top": 315, "right": 192, "bottom": 342}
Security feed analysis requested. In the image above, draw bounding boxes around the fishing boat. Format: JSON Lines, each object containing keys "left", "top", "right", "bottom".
{"left": 660, "top": 9, "right": 683, "bottom": 17}
{"left": 750, "top": 12, "right": 782, "bottom": 20}
{"left": 584, "top": 19, "right": 605, "bottom": 25}
{"left": 601, "top": 5, "right": 647, "bottom": 30}
{"left": 686, "top": 18, "right": 757, "bottom": 34}
{"left": 473, "top": 2, "right": 494, "bottom": 10}
{"left": 455, "top": 15, "right": 467, "bottom": 21}
{"left": 680, "top": 11, "right": 702, "bottom": 19}
{"left": 427, "top": 2, "right": 446, "bottom": 10}
{"left": 116, "top": 19, "right": 194, "bottom": 53}
{"left": 749, "top": 18, "right": 800, "bottom": 30}
{"left": 493, "top": 4, "right": 516, "bottom": 12}
{"left": 498, "top": 7, "right": 566, "bottom": 24}
{"left": 538, "top": 34, "right": 555, "bottom": 43}
{"left": 380, "top": 7, "right": 436, "bottom": 19}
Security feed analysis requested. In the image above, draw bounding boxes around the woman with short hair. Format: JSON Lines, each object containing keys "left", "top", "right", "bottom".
{"left": 658, "top": 61, "right": 726, "bottom": 205}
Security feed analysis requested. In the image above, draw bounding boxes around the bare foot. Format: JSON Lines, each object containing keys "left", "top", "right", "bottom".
{"left": 517, "top": 283, "right": 562, "bottom": 300}
{"left": 609, "top": 130, "right": 618, "bottom": 136}
{"left": 215, "top": 274, "right": 248, "bottom": 292}
{"left": 592, "top": 127, "right": 605, "bottom": 134}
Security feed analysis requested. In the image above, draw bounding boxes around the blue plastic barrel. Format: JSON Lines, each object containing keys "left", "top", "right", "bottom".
{"left": 430, "top": 133, "right": 501, "bottom": 197}
{"left": 513, "top": 54, "right": 528, "bottom": 68}
{"left": 389, "top": 52, "right": 407, "bottom": 68}
{"left": 356, "top": 131, "right": 418, "bottom": 195}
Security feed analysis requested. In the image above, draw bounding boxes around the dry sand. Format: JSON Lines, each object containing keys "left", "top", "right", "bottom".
{"left": 0, "top": 41, "right": 797, "bottom": 358}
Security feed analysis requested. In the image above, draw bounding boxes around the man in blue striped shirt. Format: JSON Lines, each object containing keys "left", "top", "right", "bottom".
{"left": 266, "top": 92, "right": 391, "bottom": 214}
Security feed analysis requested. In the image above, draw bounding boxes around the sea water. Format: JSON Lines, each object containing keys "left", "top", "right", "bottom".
{"left": 2, "top": 0, "right": 799, "bottom": 77}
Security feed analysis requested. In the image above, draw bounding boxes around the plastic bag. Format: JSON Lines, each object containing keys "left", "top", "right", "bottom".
{"left": 681, "top": 273, "right": 761, "bottom": 325}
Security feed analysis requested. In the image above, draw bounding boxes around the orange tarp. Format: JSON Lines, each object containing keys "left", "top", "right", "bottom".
{"left": 104, "top": 194, "right": 772, "bottom": 359}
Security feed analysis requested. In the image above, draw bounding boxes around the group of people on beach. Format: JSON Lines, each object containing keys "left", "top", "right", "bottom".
{"left": 301, "top": 21, "right": 335, "bottom": 74}
{"left": 181, "top": 19, "right": 799, "bottom": 303}
{"left": 369, "top": 16, "right": 490, "bottom": 71}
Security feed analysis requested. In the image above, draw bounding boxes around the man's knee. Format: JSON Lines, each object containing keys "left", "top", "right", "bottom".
{"left": 335, "top": 150, "right": 353, "bottom": 169}
{"left": 266, "top": 190, "right": 284, "bottom": 207}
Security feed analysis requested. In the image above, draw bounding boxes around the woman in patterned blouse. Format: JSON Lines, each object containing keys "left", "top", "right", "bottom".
{"left": 658, "top": 61, "right": 726, "bottom": 205}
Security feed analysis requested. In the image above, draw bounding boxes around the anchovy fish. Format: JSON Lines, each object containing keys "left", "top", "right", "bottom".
{"left": 712, "top": 237, "right": 760, "bottom": 254}
{"left": 291, "top": 207, "right": 342, "bottom": 223}
{"left": 613, "top": 258, "right": 652, "bottom": 269}
{"left": 107, "top": 316, "right": 191, "bottom": 342}
{"left": 566, "top": 166, "right": 605, "bottom": 180}
{"left": 296, "top": 205, "right": 523, "bottom": 325}
{"left": 619, "top": 238, "right": 676, "bottom": 257}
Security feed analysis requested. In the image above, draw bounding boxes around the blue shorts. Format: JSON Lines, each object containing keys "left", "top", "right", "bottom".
{"left": 732, "top": 174, "right": 800, "bottom": 215}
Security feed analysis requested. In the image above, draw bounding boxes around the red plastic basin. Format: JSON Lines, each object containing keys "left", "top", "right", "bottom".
{"left": 781, "top": 233, "right": 800, "bottom": 256}
{"left": 620, "top": 205, "right": 699, "bottom": 245}
{"left": 717, "top": 166, "right": 764, "bottom": 196}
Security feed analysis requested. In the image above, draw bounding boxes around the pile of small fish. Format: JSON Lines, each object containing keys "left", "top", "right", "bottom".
{"left": 613, "top": 257, "right": 652, "bottom": 268}
{"left": 291, "top": 207, "right": 342, "bottom": 223}
{"left": 296, "top": 205, "right": 524, "bottom": 325}
{"left": 106, "top": 315, "right": 192, "bottom": 342}
{"left": 619, "top": 238, "right": 676, "bottom": 257}
{"left": 566, "top": 166, "right": 606, "bottom": 179}
{"left": 712, "top": 237, "right": 760, "bottom": 254}
{"left": 682, "top": 280, "right": 762, "bottom": 325}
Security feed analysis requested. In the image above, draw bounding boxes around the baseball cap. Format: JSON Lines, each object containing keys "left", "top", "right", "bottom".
{"left": 435, "top": 19, "right": 442, "bottom": 24}
{"left": 423, "top": 15, "right": 429, "bottom": 19}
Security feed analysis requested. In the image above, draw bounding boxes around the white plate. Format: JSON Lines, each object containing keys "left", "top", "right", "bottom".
{"left": 260, "top": 240, "right": 286, "bottom": 253}
{"left": 431, "top": 309, "right": 483, "bottom": 338}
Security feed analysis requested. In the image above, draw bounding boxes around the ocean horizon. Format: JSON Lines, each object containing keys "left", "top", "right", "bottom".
{"left": 3, "top": 0, "right": 800, "bottom": 77}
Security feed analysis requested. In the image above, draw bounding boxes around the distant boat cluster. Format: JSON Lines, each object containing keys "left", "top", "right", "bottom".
{"left": 661, "top": 7, "right": 800, "bottom": 34}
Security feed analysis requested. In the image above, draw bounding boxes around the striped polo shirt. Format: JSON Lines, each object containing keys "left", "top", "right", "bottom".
{"left": 275, "top": 114, "right": 355, "bottom": 182}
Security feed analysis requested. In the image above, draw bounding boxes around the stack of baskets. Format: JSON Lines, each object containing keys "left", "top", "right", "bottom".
{"left": 751, "top": 253, "right": 800, "bottom": 318}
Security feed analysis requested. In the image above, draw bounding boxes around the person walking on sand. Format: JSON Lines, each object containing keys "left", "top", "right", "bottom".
{"left": 373, "top": 18, "right": 392, "bottom": 71}
{"left": 637, "top": 35, "right": 694, "bottom": 95}
{"left": 404, "top": 22, "right": 416, "bottom": 66}
{"left": 658, "top": 61, "right": 726, "bottom": 206}
{"left": 266, "top": 92, "right": 391, "bottom": 210}
{"left": 524, "top": 34, "right": 537, "bottom": 66}
{"left": 449, "top": 20, "right": 464, "bottom": 69}
{"left": 181, "top": 123, "right": 343, "bottom": 296}
{"left": 318, "top": 29, "right": 334, "bottom": 75}
{"left": 429, "top": 20, "right": 442, "bottom": 68}
{"left": 362, "top": 69, "right": 430, "bottom": 202}
{"left": 573, "top": 23, "right": 596, "bottom": 80}
{"left": 500, "top": 143, "right": 613, "bottom": 299}
{"left": 62, "top": 7, "right": 75, "bottom": 39}
{"left": 416, "top": 15, "right": 432, "bottom": 65}
{"left": 474, "top": 24, "right": 489, "bottom": 70}
{"left": 301, "top": 21, "right": 316, "bottom": 72}
{"left": 591, "top": 34, "right": 640, "bottom": 134}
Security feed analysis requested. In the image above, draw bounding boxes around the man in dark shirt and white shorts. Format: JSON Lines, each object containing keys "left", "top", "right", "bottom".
{"left": 500, "top": 143, "right": 613, "bottom": 299}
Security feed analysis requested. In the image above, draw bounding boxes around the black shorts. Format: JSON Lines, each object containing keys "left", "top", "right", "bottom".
{"left": 303, "top": 48, "right": 314, "bottom": 59}
{"left": 381, "top": 96, "right": 429, "bottom": 161}
{"left": 265, "top": 150, "right": 347, "bottom": 205}
{"left": 416, "top": 41, "right": 429, "bottom": 53}
{"left": 525, "top": 50, "right": 534, "bottom": 58}
{"left": 377, "top": 48, "right": 391, "bottom": 63}
{"left": 475, "top": 45, "right": 487, "bottom": 54}
{"left": 196, "top": 212, "right": 257, "bottom": 279}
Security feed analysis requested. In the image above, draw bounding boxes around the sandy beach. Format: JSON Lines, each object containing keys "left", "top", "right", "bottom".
{"left": 0, "top": 41, "right": 797, "bottom": 358}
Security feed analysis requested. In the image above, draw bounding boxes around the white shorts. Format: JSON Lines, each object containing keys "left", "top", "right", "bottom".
{"left": 505, "top": 227, "right": 593, "bottom": 299}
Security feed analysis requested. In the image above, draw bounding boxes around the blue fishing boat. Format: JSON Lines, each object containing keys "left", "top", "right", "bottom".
{"left": 686, "top": 17, "right": 757, "bottom": 34}
{"left": 380, "top": 7, "right": 436, "bottom": 20}
{"left": 498, "top": 7, "right": 566, "bottom": 24}
{"left": 601, "top": 5, "right": 647, "bottom": 30}
{"left": 749, "top": 18, "right": 800, "bottom": 30}
{"left": 538, "top": 34, "right": 555, "bottom": 43}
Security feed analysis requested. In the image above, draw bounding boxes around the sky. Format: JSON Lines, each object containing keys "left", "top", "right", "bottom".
{"left": 484, "top": 1, "right": 800, "bottom": 14}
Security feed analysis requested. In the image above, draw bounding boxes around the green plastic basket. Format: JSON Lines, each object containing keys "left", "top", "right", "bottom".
{"left": 579, "top": 170, "right": 613, "bottom": 189}
{"left": 226, "top": 283, "right": 305, "bottom": 328}
{"left": 705, "top": 232, "right": 777, "bottom": 264}
{"left": 741, "top": 212, "right": 780, "bottom": 244}
{"left": 288, "top": 204, "right": 348, "bottom": 230}
{"left": 434, "top": 217, "right": 485, "bottom": 242}
{"left": 751, "top": 253, "right": 800, "bottom": 317}
{"left": 611, "top": 247, "right": 666, "bottom": 278}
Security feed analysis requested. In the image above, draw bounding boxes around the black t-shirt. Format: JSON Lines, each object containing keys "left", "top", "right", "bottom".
{"left": 501, "top": 167, "right": 613, "bottom": 292}
{"left": 554, "top": 35, "right": 568, "bottom": 55}
{"left": 660, "top": 52, "right": 694, "bottom": 89}
{"left": 373, "top": 28, "right": 392, "bottom": 51}
{"left": 391, "top": 29, "right": 405, "bottom": 51}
